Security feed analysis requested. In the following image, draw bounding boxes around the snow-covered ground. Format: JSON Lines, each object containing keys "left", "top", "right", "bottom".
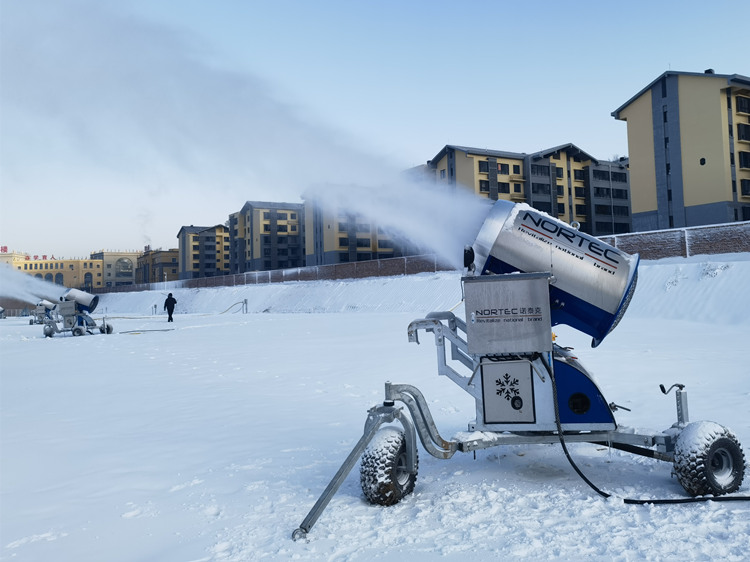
{"left": 1, "top": 253, "right": 749, "bottom": 561}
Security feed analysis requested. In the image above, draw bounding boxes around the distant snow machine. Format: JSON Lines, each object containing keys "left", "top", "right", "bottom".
{"left": 43, "top": 289, "right": 113, "bottom": 337}
{"left": 30, "top": 299, "right": 57, "bottom": 325}
{"left": 292, "top": 200, "right": 746, "bottom": 540}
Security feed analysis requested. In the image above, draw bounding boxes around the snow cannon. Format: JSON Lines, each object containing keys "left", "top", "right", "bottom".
{"left": 293, "top": 202, "right": 745, "bottom": 541}
{"left": 61, "top": 288, "right": 99, "bottom": 313}
{"left": 42, "top": 289, "right": 111, "bottom": 337}
{"left": 29, "top": 299, "right": 57, "bottom": 324}
{"left": 465, "top": 200, "right": 639, "bottom": 347}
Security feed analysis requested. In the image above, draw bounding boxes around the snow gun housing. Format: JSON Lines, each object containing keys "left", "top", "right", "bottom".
{"left": 293, "top": 200, "right": 745, "bottom": 540}
{"left": 465, "top": 200, "right": 639, "bottom": 347}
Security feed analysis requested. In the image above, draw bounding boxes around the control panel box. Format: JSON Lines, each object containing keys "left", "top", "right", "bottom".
{"left": 463, "top": 273, "right": 552, "bottom": 355}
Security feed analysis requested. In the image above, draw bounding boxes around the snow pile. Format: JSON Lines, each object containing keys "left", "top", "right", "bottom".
{"left": 1, "top": 253, "right": 749, "bottom": 561}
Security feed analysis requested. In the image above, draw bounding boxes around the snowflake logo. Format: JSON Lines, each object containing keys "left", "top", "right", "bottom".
{"left": 495, "top": 373, "right": 520, "bottom": 401}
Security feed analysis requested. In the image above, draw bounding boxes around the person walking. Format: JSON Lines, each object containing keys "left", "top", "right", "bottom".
{"left": 164, "top": 293, "right": 177, "bottom": 322}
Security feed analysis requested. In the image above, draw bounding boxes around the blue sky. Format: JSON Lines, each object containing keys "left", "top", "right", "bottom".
{"left": 1, "top": 0, "right": 746, "bottom": 257}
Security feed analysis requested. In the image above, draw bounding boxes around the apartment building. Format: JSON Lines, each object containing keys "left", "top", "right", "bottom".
{"left": 136, "top": 247, "right": 179, "bottom": 284}
{"left": 427, "top": 144, "right": 631, "bottom": 236}
{"left": 176, "top": 225, "right": 230, "bottom": 280}
{"left": 612, "top": 69, "right": 750, "bottom": 230}
{"left": 228, "top": 201, "right": 304, "bottom": 273}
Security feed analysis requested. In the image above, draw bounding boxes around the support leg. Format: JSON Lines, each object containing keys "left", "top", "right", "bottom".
{"left": 292, "top": 404, "right": 403, "bottom": 540}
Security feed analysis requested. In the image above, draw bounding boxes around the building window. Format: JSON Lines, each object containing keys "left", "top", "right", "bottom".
{"left": 531, "top": 164, "right": 549, "bottom": 176}
{"left": 595, "top": 205, "right": 612, "bottom": 215}
{"left": 440, "top": 169, "right": 446, "bottom": 179}
{"left": 611, "top": 172, "right": 627, "bottom": 182}
{"left": 513, "top": 164, "right": 521, "bottom": 174}
{"left": 596, "top": 222, "right": 614, "bottom": 234}
{"left": 556, "top": 185, "right": 564, "bottom": 197}
{"left": 738, "top": 123, "right": 750, "bottom": 142}
{"left": 479, "top": 180, "right": 490, "bottom": 193}
{"left": 263, "top": 212, "right": 270, "bottom": 219}
{"left": 593, "top": 170, "right": 610, "bottom": 181}
{"left": 514, "top": 183, "right": 522, "bottom": 192}
{"left": 613, "top": 206, "right": 630, "bottom": 216}
{"left": 741, "top": 179, "right": 750, "bottom": 196}
{"left": 739, "top": 152, "right": 750, "bottom": 169}
{"left": 595, "top": 187, "right": 611, "bottom": 198}
{"left": 557, "top": 203, "right": 565, "bottom": 215}
{"left": 737, "top": 96, "right": 750, "bottom": 114}
{"left": 498, "top": 163, "right": 509, "bottom": 175}
{"left": 612, "top": 189, "right": 628, "bottom": 199}
{"left": 575, "top": 204, "right": 587, "bottom": 215}
{"left": 534, "top": 202, "right": 552, "bottom": 213}
{"left": 498, "top": 182, "right": 510, "bottom": 194}
{"left": 531, "top": 183, "right": 550, "bottom": 195}
{"left": 356, "top": 238, "right": 370, "bottom": 248}
{"left": 277, "top": 225, "right": 288, "bottom": 232}
{"left": 573, "top": 169, "right": 585, "bottom": 181}
{"left": 575, "top": 187, "right": 586, "bottom": 198}
{"left": 277, "top": 212, "right": 287, "bottom": 220}
{"left": 478, "top": 161, "right": 489, "bottom": 173}
{"left": 556, "top": 168, "right": 564, "bottom": 179}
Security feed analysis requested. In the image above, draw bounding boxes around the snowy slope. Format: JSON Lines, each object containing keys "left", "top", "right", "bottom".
{"left": 1, "top": 253, "right": 749, "bottom": 561}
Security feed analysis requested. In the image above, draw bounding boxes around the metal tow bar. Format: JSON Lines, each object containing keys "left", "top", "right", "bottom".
{"left": 292, "top": 401, "right": 416, "bottom": 541}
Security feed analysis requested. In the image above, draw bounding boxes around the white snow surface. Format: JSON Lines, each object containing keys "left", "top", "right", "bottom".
{"left": 2, "top": 253, "right": 749, "bottom": 561}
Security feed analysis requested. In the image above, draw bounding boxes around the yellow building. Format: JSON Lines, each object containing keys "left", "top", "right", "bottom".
{"left": 427, "top": 144, "right": 631, "bottom": 236}
{"left": 90, "top": 250, "right": 141, "bottom": 288}
{"left": 136, "top": 247, "right": 179, "bottom": 284}
{"left": 228, "top": 201, "right": 304, "bottom": 272}
{"left": 1, "top": 251, "right": 104, "bottom": 290}
{"left": 176, "top": 225, "right": 230, "bottom": 280}
{"left": 612, "top": 70, "right": 750, "bottom": 230}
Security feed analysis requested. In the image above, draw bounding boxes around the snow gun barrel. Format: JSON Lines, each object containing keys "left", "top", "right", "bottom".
{"left": 467, "top": 200, "right": 639, "bottom": 347}
{"left": 61, "top": 288, "right": 99, "bottom": 313}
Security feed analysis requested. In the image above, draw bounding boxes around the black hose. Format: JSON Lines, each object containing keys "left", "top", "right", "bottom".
{"left": 538, "top": 353, "right": 750, "bottom": 506}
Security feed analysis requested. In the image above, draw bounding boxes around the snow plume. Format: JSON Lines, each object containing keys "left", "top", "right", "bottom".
{"left": 309, "top": 178, "right": 492, "bottom": 269}
{"left": 0, "top": 265, "right": 66, "bottom": 305}
{"left": 1, "top": 0, "right": 416, "bottom": 255}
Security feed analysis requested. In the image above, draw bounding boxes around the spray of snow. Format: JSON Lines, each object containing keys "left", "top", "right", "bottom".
{"left": 2, "top": 0, "right": 473, "bottom": 259}
{"left": 309, "top": 178, "right": 492, "bottom": 269}
{"left": 0, "top": 265, "right": 66, "bottom": 304}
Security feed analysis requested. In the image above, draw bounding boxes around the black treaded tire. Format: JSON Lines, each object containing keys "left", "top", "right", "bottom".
{"left": 360, "top": 427, "right": 417, "bottom": 506}
{"left": 72, "top": 327, "right": 84, "bottom": 337}
{"left": 674, "top": 421, "right": 746, "bottom": 496}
